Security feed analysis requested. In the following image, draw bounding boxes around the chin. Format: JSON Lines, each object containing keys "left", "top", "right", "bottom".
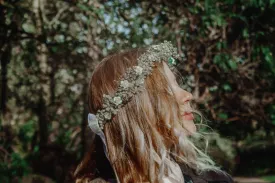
{"left": 183, "top": 120, "right": 197, "bottom": 134}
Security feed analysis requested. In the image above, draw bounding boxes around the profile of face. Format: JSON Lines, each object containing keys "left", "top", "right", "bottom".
{"left": 163, "top": 62, "right": 197, "bottom": 134}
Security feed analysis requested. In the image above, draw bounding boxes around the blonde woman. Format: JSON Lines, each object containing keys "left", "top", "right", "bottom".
{"left": 74, "top": 41, "right": 233, "bottom": 183}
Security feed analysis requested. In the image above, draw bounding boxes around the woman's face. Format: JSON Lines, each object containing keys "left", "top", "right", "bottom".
{"left": 163, "top": 62, "right": 197, "bottom": 134}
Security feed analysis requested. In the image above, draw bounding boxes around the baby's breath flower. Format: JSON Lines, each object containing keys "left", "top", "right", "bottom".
{"left": 121, "top": 80, "right": 130, "bottom": 88}
{"left": 137, "top": 78, "right": 144, "bottom": 85}
{"left": 113, "top": 96, "right": 122, "bottom": 105}
{"left": 134, "top": 66, "right": 143, "bottom": 75}
{"left": 104, "top": 112, "right": 112, "bottom": 120}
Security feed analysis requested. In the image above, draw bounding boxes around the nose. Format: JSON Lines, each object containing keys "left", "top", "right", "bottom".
{"left": 178, "top": 89, "right": 193, "bottom": 105}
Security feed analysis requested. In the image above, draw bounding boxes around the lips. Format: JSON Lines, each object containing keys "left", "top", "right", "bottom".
{"left": 182, "top": 112, "right": 194, "bottom": 120}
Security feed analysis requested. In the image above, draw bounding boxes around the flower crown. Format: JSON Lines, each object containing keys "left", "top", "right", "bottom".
{"left": 88, "top": 41, "right": 180, "bottom": 131}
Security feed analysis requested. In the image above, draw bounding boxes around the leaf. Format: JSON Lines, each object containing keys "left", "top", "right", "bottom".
{"left": 271, "top": 0, "right": 275, "bottom": 5}
{"left": 213, "top": 54, "right": 222, "bottom": 64}
{"left": 22, "top": 22, "right": 36, "bottom": 34}
{"left": 242, "top": 28, "right": 249, "bottom": 38}
{"left": 218, "top": 113, "right": 228, "bottom": 120}
{"left": 33, "top": 145, "right": 39, "bottom": 153}
{"left": 222, "top": 83, "right": 232, "bottom": 92}
{"left": 51, "top": 46, "right": 58, "bottom": 53}
{"left": 209, "top": 85, "right": 218, "bottom": 92}
{"left": 77, "top": 3, "right": 91, "bottom": 11}
{"left": 216, "top": 42, "right": 222, "bottom": 50}
{"left": 228, "top": 59, "right": 238, "bottom": 70}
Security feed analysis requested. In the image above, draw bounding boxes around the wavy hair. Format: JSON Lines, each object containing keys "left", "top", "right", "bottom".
{"left": 74, "top": 47, "right": 221, "bottom": 183}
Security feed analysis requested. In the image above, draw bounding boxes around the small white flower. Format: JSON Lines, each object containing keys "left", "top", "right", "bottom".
{"left": 148, "top": 53, "right": 157, "bottom": 61}
{"left": 113, "top": 96, "right": 122, "bottom": 105}
{"left": 151, "top": 45, "right": 158, "bottom": 50}
{"left": 120, "top": 80, "right": 130, "bottom": 88}
{"left": 134, "top": 66, "right": 143, "bottom": 75}
{"left": 137, "top": 78, "right": 144, "bottom": 85}
{"left": 148, "top": 55, "right": 154, "bottom": 60}
{"left": 104, "top": 112, "right": 112, "bottom": 120}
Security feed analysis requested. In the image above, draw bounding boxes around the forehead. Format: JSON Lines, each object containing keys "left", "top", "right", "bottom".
{"left": 163, "top": 61, "right": 175, "bottom": 79}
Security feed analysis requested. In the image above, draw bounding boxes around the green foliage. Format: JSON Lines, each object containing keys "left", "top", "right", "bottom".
{"left": 266, "top": 104, "right": 275, "bottom": 125}
{"left": 56, "top": 130, "right": 72, "bottom": 146}
{"left": 217, "top": 112, "right": 229, "bottom": 120}
{"left": 261, "top": 46, "right": 275, "bottom": 75}
{"left": 213, "top": 53, "right": 238, "bottom": 72}
{"left": 262, "top": 175, "right": 275, "bottom": 182}
{"left": 19, "top": 120, "right": 36, "bottom": 144}
{"left": 10, "top": 153, "right": 30, "bottom": 176}
{"left": 0, "top": 153, "right": 31, "bottom": 182}
{"left": 222, "top": 83, "right": 232, "bottom": 92}
{"left": 1, "top": 0, "right": 275, "bottom": 181}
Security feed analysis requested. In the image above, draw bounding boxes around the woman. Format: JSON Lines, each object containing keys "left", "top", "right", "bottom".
{"left": 74, "top": 41, "right": 233, "bottom": 183}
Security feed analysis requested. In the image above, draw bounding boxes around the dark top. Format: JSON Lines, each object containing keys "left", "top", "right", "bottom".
{"left": 179, "top": 164, "right": 234, "bottom": 183}
{"left": 90, "top": 135, "right": 233, "bottom": 183}
{"left": 105, "top": 165, "right": 234, "bottom": 183}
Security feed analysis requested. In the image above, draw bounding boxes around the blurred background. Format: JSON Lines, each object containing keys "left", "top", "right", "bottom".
{"left": 1, "top": 0, "right": 275, "bottom": 182}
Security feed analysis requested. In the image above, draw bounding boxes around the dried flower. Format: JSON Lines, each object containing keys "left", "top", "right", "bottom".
{"left": 113, "top": 96, "right": 122, "bottom": 105}
{"left": 121, "top": 80, "right": 130, "bottom": 88}
{"left": 104, "top": 112, "right": 112, "bottom": 120}
{"left": 136, "top": 78, "right": 144, "bottom": 85}
{"left": 134, "top": 66, "right": 143, "bottom": 75}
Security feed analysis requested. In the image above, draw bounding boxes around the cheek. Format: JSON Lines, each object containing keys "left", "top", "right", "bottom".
{"left": 181, "top": 118, "right": 197, "bottom": 133}
{"left": 173, "top": 88, "right": 184, "bottom": 101}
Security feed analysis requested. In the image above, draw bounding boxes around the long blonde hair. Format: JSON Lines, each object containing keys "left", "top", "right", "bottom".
{"left": 75, "top": 47, "right": 221, "bottom": 182}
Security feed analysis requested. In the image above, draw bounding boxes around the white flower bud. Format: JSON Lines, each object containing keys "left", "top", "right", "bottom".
{"left": 120, "top": 80, "right": 130, "bottom": 88}
{"left": 137, "top": 78, "right": 144, "bottom": 85}
{"left": 104, "top": 112, "right": 112, "bottom": 120}
{"left": 113, "top": 96, "right": 122, "bottom": 105}
{"left": 134, "top": 66, "right": 143, "bottom": 75}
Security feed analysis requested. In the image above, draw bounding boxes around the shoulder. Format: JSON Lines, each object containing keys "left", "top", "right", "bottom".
{"left": 178, "top": 164, "right": 233, "bottom": 183}
{"left": 199, "top": 170, "right": 234, "bottom": 183}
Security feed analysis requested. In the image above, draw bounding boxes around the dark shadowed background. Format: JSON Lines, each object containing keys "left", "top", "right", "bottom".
{"left": 1, "top": 0, "right": 275, "bottom": 182}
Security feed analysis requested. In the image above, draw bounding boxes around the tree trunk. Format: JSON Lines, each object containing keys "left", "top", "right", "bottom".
{"left": 0, "top": 45, "right": 10, "bottom": 115}
{"left": 0, "top": 5, "right": 9, "bottom": 115}
{"left": 33, "top": 0, "right": 50, "bottom": 147}
{"left": 38, "top": 95, "right": 48, "bottom": 147}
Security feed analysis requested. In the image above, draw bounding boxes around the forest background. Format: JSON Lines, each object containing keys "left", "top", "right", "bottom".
{"left": 1, "top": 0, "right": 275, "bottom": 182}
